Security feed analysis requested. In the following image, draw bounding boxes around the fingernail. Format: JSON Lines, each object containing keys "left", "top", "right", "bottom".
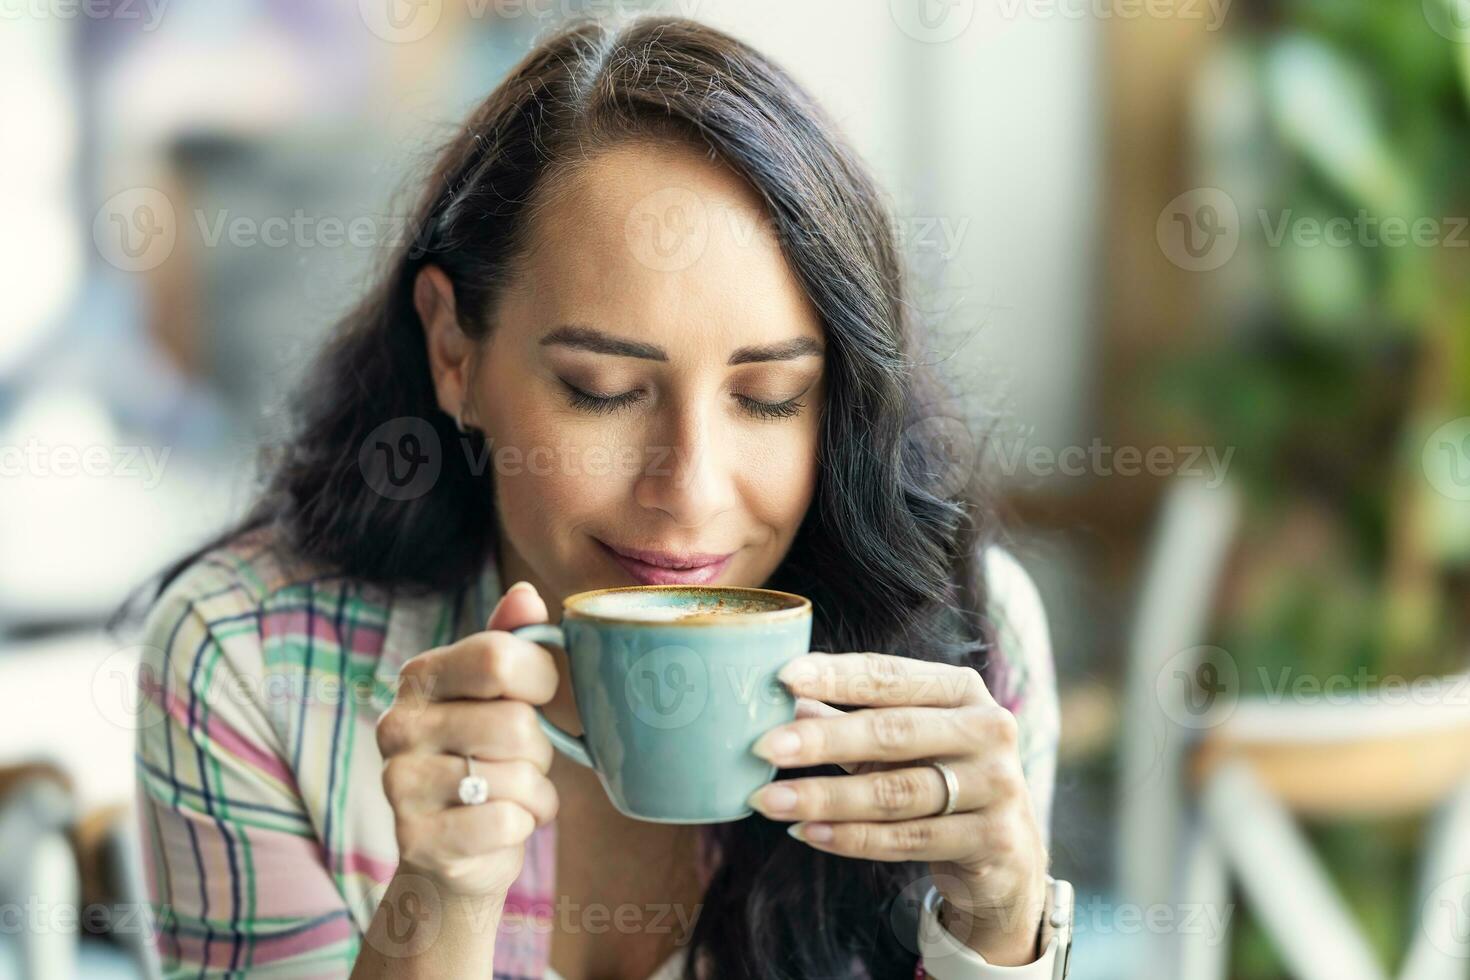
{"left": 506, "top": 580, "right": 535, "bottom": 596}
{"left": 751, "top": 784, "right": 798, "bottom": 813}
{"left": 754, "top": 729, "right": 801, "bottom": 761}
{"left": 789, "top": 821, "right": 832, "bottom": 843}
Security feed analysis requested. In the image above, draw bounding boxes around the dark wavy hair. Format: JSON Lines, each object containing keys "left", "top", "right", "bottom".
{"left": 119, "top": 15, "right": 1001, "bottom": 979}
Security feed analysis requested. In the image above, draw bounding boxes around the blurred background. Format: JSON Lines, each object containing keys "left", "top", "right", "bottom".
{"left": 2, "top": 0, "right": 1468, "bottom": 977}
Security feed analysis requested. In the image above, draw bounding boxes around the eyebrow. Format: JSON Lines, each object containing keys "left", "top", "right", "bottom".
{"left": 539, "top": 325, "right": 824, "bottom": 365}
{"left": 540, "top": 325, "right": 665, "bottom": 360}
{"left": 729, "top": 336, "right": 825, "bottom": 365}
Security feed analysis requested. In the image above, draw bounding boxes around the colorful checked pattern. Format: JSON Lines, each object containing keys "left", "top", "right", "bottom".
{"left": 135, "top": 529, "right": 1057, "bottom": 977}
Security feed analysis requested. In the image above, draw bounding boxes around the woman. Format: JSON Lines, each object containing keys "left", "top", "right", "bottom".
{"left": 130, "top": 15, "right": 1063, "bottom": 980}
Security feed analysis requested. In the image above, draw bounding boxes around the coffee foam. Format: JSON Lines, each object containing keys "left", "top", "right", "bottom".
{"left": 574, "top": 590, "right": 789, "bottom": 622}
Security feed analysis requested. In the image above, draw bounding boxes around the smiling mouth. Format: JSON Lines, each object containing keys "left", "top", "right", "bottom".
{"left": 594, "top": 539, "right": 735, "bottom": 585}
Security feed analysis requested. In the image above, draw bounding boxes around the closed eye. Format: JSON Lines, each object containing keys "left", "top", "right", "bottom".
{"left": 561, "top": 381, "right": 645, "bottom": 415}
{"left": 735, "top": 394, "right": 806, "bottom": 419}
{"left": 560, "top": 380, "right": 807, "bottom": 421}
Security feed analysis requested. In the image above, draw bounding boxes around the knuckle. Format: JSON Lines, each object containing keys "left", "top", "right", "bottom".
{"left": 863, "top": 651, "right": 903, "bottom": 680}
{"left": 989, "top": 823, "right": 1020, "bottom": 859}
{"left": 478, "top": 800, "right": 512, "bottom": 840}
{"left": 958, "top": 667, "right": 989, "bottom": 703}
{"left": 505, "top": 758, "right": 542, "bottom": 798}
{"left": 481, "top": 800, "right": 529, "bottom": 844}
{"left": 988, "top": 759, "right": 1024, "bottom": 800}
{"left": 989, "top": 708, "right": 1020, "bottom": 746}
{"left": 868, "top": 709, "right": 916, "bottom": 751}
{"left": 983, "top": 813, "right": 1026, "bottom": 860}
{"left": 958, "top": 705, "right": 1017, "bottom": 747}
{"left": 396, "top": 656, "right": 425, "bottom": 687}
{"left": 475, "top": 634, "right": 511, "bottom": 692}
{"left": 915, "top": 668, "right": 952, "bottom": 704}
{"left": 861, "top": 652, "right": 905, "bottom": 700}
{"left": 800, "top": 781, "right": 824, "bottom": 815}
{"left": 396, "top": 652, "right": 434, "bottom": 695}
{"left": 889, "top": 821, "right": 933, "bottom": 854}
{"left": 375, "top": 707, "right": 412, "bottom": 757}
{"left": 951, "top": 704, "right": 983, "bottom": 741}
{"left": 540, "top": 775, "right": 562, "bottom": 823}
{"left": 873, "top": 770, "right": 922, "bottom": 814}
{"left": 497, "top": 699, "right": 539, "bottom": 744}
{"left": 380, "top": 756, "right": 418, "bottom": 806}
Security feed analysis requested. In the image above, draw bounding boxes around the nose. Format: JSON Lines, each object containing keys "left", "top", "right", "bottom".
{"left": 634, "top": 400, "right": 737, "bottom": 528}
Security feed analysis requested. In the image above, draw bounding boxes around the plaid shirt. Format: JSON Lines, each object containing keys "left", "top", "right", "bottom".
{"left": 135, "top": 529, "right": 1058, "bottom": 978}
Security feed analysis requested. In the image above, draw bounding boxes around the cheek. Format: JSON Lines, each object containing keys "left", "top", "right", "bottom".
{"left": 735, "top": 423, "right": 820, "bottom": 533}
{"left": 486, "top": 405, "right": 626, "bottom": 532}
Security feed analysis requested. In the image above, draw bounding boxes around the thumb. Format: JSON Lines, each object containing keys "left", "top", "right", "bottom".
{"left": 487, "top": 580, "right": 550, "bottom": 633}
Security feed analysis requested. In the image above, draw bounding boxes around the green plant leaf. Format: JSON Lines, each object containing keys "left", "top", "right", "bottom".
{"left": 1263, "top": 34, "right": 1420, "bottom": 217}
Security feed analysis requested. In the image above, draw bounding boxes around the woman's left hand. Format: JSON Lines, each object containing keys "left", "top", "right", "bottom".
{"left": 748, "top": 652, "right": 1049, "bottom": 966}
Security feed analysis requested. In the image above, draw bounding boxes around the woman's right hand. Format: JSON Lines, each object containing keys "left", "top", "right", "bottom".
{"left": 375, "top": 581, "right": 562, "bottom": 899}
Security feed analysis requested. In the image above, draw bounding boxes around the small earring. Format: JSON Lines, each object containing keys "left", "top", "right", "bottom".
{"left": 454, "top": 408, "right": 466, "bottom": 434}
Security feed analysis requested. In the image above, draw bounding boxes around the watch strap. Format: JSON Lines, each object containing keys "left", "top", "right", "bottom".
{"left": 915, "top": 878, "right": 1072, "bottom": 980}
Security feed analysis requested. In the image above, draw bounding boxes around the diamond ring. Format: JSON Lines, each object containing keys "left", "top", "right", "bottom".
{"left": 458, "top": 755, "right": 489, "bottom": 806}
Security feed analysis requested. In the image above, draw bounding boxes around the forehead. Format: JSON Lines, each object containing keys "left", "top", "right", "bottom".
{"left": 503, "top": 142, "right": 823, "bottom": 351}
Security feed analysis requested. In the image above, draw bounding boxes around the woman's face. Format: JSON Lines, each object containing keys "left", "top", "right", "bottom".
{"left": 419, "top": 142, "right": 826, "bottom": 612}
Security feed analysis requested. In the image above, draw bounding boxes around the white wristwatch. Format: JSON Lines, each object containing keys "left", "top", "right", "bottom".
{"left": 916, "top": 877, "right": 1074, "bottom": 979}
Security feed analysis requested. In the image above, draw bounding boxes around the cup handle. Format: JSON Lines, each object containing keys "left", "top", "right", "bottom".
{"left": 510, "top": 623, "right": 594, "bottom": 769}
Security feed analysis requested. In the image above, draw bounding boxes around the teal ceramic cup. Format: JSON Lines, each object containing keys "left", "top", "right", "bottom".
{"left": 511, "top": 584, "right": 813, "bottom": 823}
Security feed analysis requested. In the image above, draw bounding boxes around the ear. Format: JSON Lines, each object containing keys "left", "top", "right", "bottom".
{"left": 415, "top": 265, "right": 476, "bottom": 423}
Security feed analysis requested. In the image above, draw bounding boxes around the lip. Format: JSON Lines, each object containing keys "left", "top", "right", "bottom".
{"left": 595, "top": 539, "right": 734, "bottom": 586}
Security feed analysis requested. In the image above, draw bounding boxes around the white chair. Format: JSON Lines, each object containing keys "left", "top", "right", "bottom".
{"left": 0, "top": 769, "right": 78, "bottom": 980}
{"left": 1189, "top": 700, "right": 1470, "bottom": 980}
{"left": 0, "top": 633, "right": 160, "bottom": 979}
{"left": 1115, "top": 476, "right": 1242, "bottom": 977}
{"left": 1117, "top": 476, "right": 1470, "bottom": 979}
